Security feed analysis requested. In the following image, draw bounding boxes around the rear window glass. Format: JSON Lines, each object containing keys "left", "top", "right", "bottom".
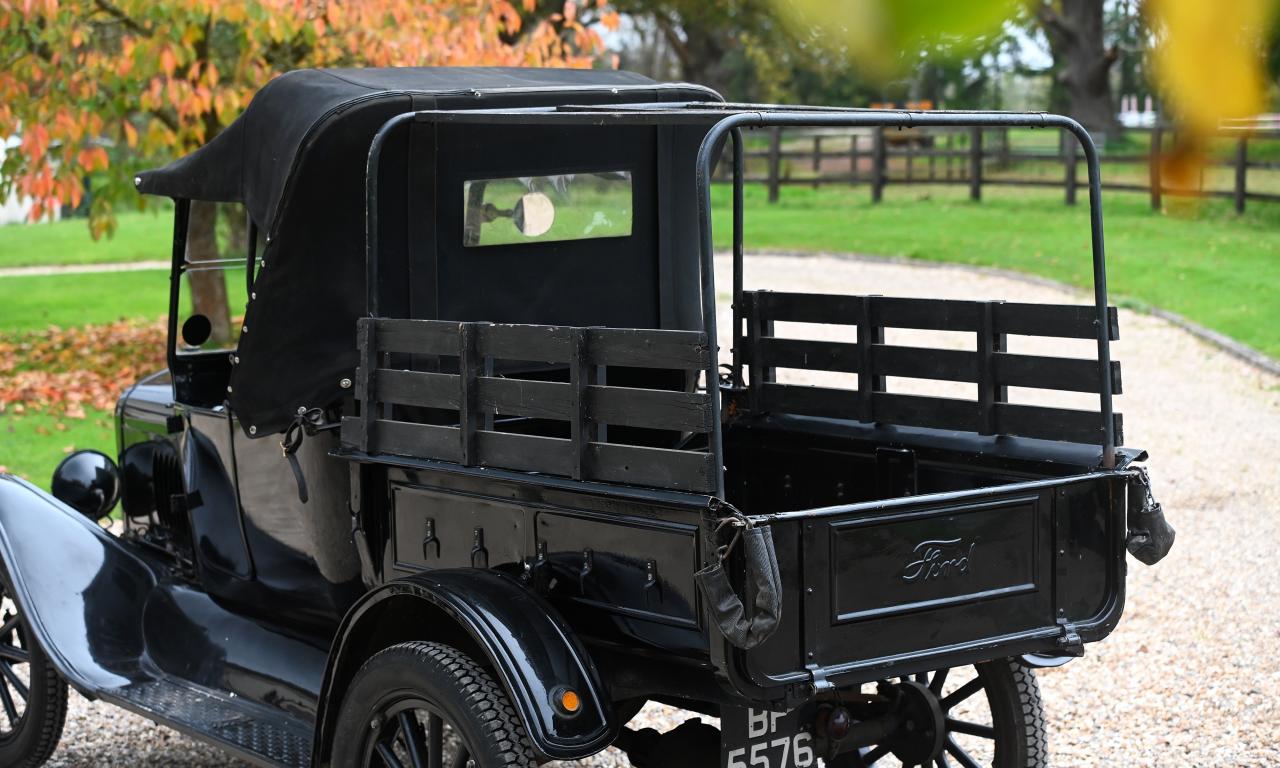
{"left": 462, "top": 171, "right": 632, "bottom": 247}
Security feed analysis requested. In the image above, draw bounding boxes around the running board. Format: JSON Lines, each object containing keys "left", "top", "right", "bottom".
{"left": 104, "top": 677, "right": 313, "bottom": 768}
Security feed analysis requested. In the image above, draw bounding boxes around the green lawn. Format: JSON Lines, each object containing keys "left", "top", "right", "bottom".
{"left": 0, "top": 407, "right": 116, "bottom": 490}
{"left": 710, "top": 184, "right": 1280, "bottom": 358}
{"left": 0, "top": 269, "right": 170, "bottom": 331}
{"left": 0, "top": 211, "right": 171, "bottom": 268}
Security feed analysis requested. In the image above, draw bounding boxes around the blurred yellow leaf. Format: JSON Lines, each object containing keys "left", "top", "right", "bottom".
{"left": 1147, "top": 0, "right": 1276, "bottom": 135}
{"left": 773, "top": 0, "right": 1020, "bottom": 80}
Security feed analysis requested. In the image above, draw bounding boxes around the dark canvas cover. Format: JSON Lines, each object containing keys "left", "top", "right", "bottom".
{"left": 135, "top": 67, "right": 718, "bottom": 436}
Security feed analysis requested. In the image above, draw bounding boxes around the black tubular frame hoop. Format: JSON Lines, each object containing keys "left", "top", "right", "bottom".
{"left": 694, "top": 110, "right": 1117, "bottom": 480}
{"left": 363, "top": 106, "right": 1117, "bottom": 501}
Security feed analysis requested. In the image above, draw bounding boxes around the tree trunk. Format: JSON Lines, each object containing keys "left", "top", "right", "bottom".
{"left": 1038, "top": 0, "right": 1120, "bottom": 137}
{"left": 186, "top": 199, "right": 232, "bottom": 344}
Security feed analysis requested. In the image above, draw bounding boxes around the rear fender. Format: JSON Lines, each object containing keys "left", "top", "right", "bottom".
{"left": 314, "top": 569, "right": 614, "bottom": 764}
{"left": 0, "top": 474, "right": 155, "bottom": 694}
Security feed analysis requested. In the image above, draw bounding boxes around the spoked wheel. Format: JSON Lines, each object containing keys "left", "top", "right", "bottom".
{"left": 834, "top": 660, "right": 1046, "bottom": 768}
{"left": 0, "top": 573, "right": 67, "bottom": 768}
{"left": 332, "top": 641, "right": 536, "bottom": 768}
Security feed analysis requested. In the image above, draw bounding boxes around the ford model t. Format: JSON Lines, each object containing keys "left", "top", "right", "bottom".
{"left": 0, "top": 68, "right": 1173, "bottom": 767}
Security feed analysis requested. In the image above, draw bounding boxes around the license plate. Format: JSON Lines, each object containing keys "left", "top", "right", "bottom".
{"left": 721, "top": 707, "right": 817, "bottom": 768}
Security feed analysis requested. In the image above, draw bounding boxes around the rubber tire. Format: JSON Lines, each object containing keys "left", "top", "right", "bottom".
{"left": 0, "top": 573, "right": 68, "bottom": 768}
{"left": 331, "top": 641, "right": 537, "bottom": 768}
{"left": 834, "top": 659, "right": 1046, "bottom": 768}
{"left": 979, "top": 658, "right": 1047, "bottom": 767}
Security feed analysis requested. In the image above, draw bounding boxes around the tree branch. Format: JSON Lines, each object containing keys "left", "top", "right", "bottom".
{"left": 651, "top": 12, "right": 693, "bottom": 74}
{"left": 92, "top": 0, "right": 149, "bottom": 35}
{"left": 1035, "top": 1, "right": 1074, "bottom": 51}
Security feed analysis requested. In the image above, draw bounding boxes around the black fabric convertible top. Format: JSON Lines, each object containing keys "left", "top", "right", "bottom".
{"left": 137, "top": 66, "right": 710, "bottom": 237}
{"left": 137, "top": 67, "right": 718, "bottom": 436}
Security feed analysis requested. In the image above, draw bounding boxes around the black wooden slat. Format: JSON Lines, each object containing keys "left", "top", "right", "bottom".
{"left": 858, "top": 296, "right": 877, "bottom": 421}
{"left": 374, "top": 318, "right": 458, "bottom": 355}
{"left": 759, "top": 384, "right": 861, "bottom": 421}
{"left": 376, "top": 369, "right": 460, "bottom": 409}
{"left": 358, "top": 320, "right": 376, "bottom": 452}
{"left": 570, "top": 328, "right": 587, "bottom": 480}
{"left": 367, "top": 420, "right": 462, "bottom": 462}
{"left": 873, "top": 393, "right": 978, "bottom": 432}
{"left": 977, "top": 302, "right": 998, "bottom": 435}
{"left": 587, "top": 387, "right": 713, "bottom": 432}
{"left": 873, "top": 296, "right": 983, "bottom": 331}
{"left": 994, "top": 303, "right": 1120, "bottom": 340}
{"left": 872, "top": 344, "right": 977, "bottom": 382}
{"left": 993, "top": 353, "right": 1123, "bottom": 394}
{"left": 994, "top": 403, "right": 1123, "bottom": 445}
{"left": 750, "top": 291, "right": 862, "bottom": 324}
{"left": 458, "top": 323, "right": 479, "bottom": 465}
{"left": 477, "top": 323, "right": 572, "bottom": 363}
{"left": 341, "top": 416, "right": 364, "bottom": 451}
{"left": 586, "top": 442, "right": 718, "bottom": 493}
{"left": 756, "top": 337, "right": 861, "bottom": 372}
{"left": 477, "top": 377, "right": 571, "bottom": 420}
{"left": 475, "top": 431, "right": 575, "bottom": 476}
{"left": 587, "top": 328, "right": 709, "bottom": 369}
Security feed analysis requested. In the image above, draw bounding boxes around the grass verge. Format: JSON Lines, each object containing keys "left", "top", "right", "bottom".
{"left": 0, "top": 269, "right": 170, "bottom": 331}
{"left": 0, "top": 211, "right": 171, "bottom": 269}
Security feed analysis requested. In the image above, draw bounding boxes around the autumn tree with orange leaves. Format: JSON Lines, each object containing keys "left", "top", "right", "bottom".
{"left": 0, "top": 0, "right": 615, "bottom": 336}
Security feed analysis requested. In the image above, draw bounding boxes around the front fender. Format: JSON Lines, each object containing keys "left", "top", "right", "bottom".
{"left": 315, "top": 569, "right": 614, "bottom": 764}
{"left": 0, "top": 474, "right": 155, "bottom": 694}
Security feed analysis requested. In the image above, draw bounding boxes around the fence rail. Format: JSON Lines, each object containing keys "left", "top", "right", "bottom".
{"left": 716, "top": 124, "right": 1280, "bottom": 211}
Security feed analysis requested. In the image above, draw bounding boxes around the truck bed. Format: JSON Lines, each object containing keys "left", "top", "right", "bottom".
{"left": 719, "top": 414, "right": 1134, "bottom": 696}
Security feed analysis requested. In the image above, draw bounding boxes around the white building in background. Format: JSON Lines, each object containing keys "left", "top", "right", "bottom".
{"left": 1, "top": 136, "right": 61, "bottom": 226}
{"left": 1118, "top": 95, "right": 1159, "bottom": 128}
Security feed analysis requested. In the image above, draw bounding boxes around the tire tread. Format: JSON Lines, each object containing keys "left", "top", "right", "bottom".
{"left": 362, "top": 641, "right": 537, "bottom": 767}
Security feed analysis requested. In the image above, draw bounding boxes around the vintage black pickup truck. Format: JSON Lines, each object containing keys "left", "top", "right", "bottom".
{"left": 0, "top": 67, "right": 1172, "bottom": 768}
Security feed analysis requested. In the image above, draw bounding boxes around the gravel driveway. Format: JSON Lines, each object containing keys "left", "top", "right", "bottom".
{"left": 44, "top": 253, "right": 1280, "bottom": 767}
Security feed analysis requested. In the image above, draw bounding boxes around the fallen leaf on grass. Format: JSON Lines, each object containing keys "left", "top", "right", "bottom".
{"left": 1, "top": 319, "right": 166, "bottom": 419}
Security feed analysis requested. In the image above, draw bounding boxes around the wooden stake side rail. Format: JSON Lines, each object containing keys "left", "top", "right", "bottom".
{"left": 739, "top": 291, "right": 1124, "bottom": 447}
{"left": 341, "top": 318, "right": 718, "bottom": 494}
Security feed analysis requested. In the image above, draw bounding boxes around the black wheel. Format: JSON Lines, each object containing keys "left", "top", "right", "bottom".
{"left": 0, "top": 573, "right": 68, "bottom": 768}
{"left": 835, "top": 659, "right": 1046, "bottom": 768}
{"left": 332, "top": 641, "right": 537, "bottom": 768}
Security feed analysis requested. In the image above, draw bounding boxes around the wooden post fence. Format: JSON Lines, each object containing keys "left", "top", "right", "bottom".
{"left": 872, "top": 127, "right": 887, "bottom": 203}
{"left": 1064, "top": 133, "right": 1078, "bottom": 206}
{"left": 1235, "top": 137, "right": 1248, "bottom": 213}
{"left": 1150, "top": 124, "right": 1163, "bottom": 211}
{"left": 745, "top": 122, "right": 1275, "bottom": 210}
{"left": 969, "top": 127, "right": 983, "bottom": 201}
{"left": 767, "top": 127, "right": 782, "bottom": 203}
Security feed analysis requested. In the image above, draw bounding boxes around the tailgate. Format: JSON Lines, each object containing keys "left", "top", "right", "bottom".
{"left": 755, "top": 474, "right": 1126, "bottom": 687}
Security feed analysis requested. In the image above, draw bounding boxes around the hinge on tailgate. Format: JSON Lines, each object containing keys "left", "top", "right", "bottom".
{"left": 806, "top": 663, "right": 835, "bottom": 694}
{"left": 1055, "top": 618, "right": 1084, "bottom": 656}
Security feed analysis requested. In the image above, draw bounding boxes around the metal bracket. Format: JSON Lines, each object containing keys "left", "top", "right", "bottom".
{"left": 579, "top": 549, "right": 594, "bottom": 592}
{"left": 421, "top": 518, "right": 440, "bottom": 560}
{"left": 470, "top": 526, "right": 488, "bottom": 569}
{"left": 642, "top": 559, "right": 661, "bottom": 607}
